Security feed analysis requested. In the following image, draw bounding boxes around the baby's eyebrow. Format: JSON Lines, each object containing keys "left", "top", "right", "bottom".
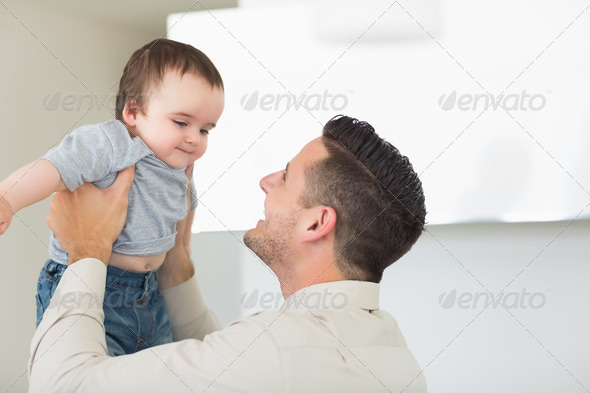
{"left": 172, "top": 112, "right": 216, "bottom": 128}
{"left": 172, "top": 112, "right": 193, "bottom": 118}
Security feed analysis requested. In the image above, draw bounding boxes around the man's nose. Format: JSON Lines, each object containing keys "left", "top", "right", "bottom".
{"left": 259, "top": 171, "right": 281, "bottom": 194}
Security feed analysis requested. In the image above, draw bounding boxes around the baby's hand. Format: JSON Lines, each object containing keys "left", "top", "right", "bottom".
{"left": 0, "top": 197, "right": 14, "bottom": 235}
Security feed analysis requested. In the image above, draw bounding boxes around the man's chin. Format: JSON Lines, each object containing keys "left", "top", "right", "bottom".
{"left": 243, "top": 231, "right": 269, "bottom": 265}
{"left": 244, "top": 220, "right": 263, "bottom": 243}
{"left": 243, "top": 228, "right": 256, "bottom": 250}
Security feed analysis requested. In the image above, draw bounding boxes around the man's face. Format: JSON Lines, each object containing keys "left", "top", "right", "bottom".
{"left": 130, "top": 71, "right": 225, "bottom": 168}
{"left": 244, "top": 138, "right": 329, "bottom": 272}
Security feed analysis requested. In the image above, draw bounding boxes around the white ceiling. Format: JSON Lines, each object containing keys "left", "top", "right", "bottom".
{"left": 18, "top": 0, "right": 237, "bottom": 35}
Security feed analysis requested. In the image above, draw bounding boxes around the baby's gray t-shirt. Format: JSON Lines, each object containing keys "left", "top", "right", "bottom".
{"left": 43, "top": 120, "right": 198, "bottom": 265}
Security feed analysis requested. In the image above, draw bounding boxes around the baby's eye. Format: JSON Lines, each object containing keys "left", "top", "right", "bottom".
{"left": 174, "top": 120, "right": 187, "bottom": 127}
{"left": 282, "top": 171, "right": 286, "bottom": 181}
{"left": 200, "top": 129, "right": 210, "bottom": 135}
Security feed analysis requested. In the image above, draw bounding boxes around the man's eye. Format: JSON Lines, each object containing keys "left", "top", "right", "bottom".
{"left": 200, "top": 129, "right": 209, "bottom": 135}
{"left": 174, "top": 120, "right": 187, "bottom": 127}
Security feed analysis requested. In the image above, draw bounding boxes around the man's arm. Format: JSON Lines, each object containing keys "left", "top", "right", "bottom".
{"left": 29, "top": 166, "right": 280, "bottom": 392}
{"left": 159, "top": 249, "right": 223, "bottom": 341}
{"left": 0, "top": 160, "right": 66, "bottom": 235}
{"left": 29, "top": 260, "right": 281, "bottom": 393}
{"left": 158, "top": 164, "right": 222, "bottom": 340}
{"left": 158, "top": 163, "right": 196, "bottom": 290}
{"left": 157, "top": 209, "right": 195, "bottom": 290}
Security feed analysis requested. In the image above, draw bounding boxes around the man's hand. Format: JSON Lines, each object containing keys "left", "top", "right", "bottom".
{"left": 158, "top": 164, "right": 195, "bottom": 290}
{"left": 46, "top": 166, "right": 135, "bottom": 266}
{"left": 0, "top": 196, "right": 14, "bottom": 235}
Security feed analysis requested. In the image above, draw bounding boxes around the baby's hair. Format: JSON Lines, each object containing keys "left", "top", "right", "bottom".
{"left": 115, "top": 38, "right": 224, "bottom": 120}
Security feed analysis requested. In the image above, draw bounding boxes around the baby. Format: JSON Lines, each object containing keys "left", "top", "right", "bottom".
{"left": 0, "top": 39, "right": 225, "bottom": 356}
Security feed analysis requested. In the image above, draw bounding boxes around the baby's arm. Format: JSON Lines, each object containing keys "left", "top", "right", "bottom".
{"left": 0, "top": 160, "right": 66, "bottom": 235}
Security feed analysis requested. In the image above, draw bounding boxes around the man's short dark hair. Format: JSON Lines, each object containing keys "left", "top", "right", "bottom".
{"left": 301, "top": 115, "right": 426, "bottom": 283}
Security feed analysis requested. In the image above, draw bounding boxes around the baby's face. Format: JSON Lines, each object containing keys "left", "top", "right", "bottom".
{"left": 129, "top": 71, "right": 224, "bottom": 168}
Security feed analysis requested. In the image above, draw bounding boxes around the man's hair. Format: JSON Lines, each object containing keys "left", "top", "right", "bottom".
{"left": 115, "top": 38, "right": 224, "bottom": 120}
{"left": 301, "top": 115, "right": 426, "bottom": 283}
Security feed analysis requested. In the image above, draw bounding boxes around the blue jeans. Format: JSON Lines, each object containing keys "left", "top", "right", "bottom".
{"left": 36, "top": 260, "right": 173, "bottom": 356}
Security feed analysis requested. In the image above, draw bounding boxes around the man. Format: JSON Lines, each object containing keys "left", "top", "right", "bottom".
{"left": 29, "top": 115, "right": 427, "bottom": 392}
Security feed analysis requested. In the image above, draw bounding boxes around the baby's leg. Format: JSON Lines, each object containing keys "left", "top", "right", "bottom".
{"left": 35, "top": 260, "right": 67, "bottom": 326}
{"left": 36, "top": 261, "right": 172, "bottom": 356}
{"left": 103, "top": 265, "right": 172, "bottom": 356}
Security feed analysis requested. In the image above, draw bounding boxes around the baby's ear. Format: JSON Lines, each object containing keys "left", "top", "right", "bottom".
{"left": 122, "top": 99, "right": 140, "bottom": 126}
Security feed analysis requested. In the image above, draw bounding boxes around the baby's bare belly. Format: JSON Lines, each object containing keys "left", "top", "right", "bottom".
{"left": 108, "top": 252, "right": 166, "bottom": 272}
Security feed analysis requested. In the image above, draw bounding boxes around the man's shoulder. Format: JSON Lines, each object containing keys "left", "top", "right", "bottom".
{"left": 225, "top": 309, "right": 284, "bottom": 332}
{"left": 218, "top": 307, "right": 426, "bottom": 392}
{"left": 230, "top": 304, "right": 401, "bottom": 347}
{"left": 219, "top": 309, "right": 302, "bottom": 346}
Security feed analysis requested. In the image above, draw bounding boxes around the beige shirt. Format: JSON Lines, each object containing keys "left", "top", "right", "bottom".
{"left": 29, "top": 258, "right": 427, "bottom": 392}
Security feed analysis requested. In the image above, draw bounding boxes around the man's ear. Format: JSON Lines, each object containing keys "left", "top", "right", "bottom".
{"left": 300, "top": 206, "right": 337, "bottom": 244}
{"left": 122, "top": 99, "right": 140, "bottom": 127}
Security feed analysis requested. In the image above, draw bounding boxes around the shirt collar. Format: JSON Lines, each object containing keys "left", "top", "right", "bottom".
{"left": 280, "top": 280, "right": 380, "bottom": 312}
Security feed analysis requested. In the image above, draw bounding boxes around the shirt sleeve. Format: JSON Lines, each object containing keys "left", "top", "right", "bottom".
{"left": 41, "top": 121, "right": 149, "bottom": 191}
{"left": 160, "top": 275, "right": 222, "bottom": 341}
{"left": 28, "top": 259, "right": 283, "bottom": 393}
{"left": 41, "top": 125, "right": 115, "bottom": 191}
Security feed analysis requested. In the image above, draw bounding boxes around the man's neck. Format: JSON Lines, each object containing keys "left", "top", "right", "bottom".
{"left": 279, "top": 265, "right": 346, "bottom": 299}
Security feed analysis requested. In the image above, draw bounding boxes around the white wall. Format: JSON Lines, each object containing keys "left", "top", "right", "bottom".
{"left": 192, "top": 220, "right": 590, "bottom": 393}
{"left": 169, "top": 2, "right": 590, "bottom": 232}
{"left": 1, "top": 2, "right": 588, "bottom": 393}
{"left": 0, "top": 3, "right": 153, "bottom": 392}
